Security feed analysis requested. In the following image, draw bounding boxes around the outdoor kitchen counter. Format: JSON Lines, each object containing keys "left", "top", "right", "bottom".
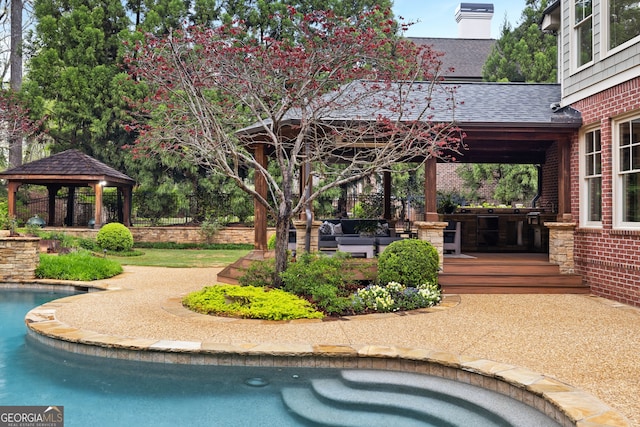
{"left": 442, "top": 209, "right": 556, "bottom": 252}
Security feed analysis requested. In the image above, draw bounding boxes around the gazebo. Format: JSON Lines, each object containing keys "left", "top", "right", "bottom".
{"left": 0, "top": 149, "right": 135, "bottom": 227}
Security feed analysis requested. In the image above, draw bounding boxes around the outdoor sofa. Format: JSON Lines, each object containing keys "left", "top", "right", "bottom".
{"left": 318, "top": 219, "right": 401, "bottom": 258}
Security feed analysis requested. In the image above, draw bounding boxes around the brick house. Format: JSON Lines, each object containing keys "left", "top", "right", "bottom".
{"left": 542, "top": 0, "right": 640, "bottom": 307}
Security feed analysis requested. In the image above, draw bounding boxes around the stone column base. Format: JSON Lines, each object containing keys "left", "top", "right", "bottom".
{"left": 293, "top": 220, "right": 322, "bottom": 254}
{"left": 546, "top": 222, "right": 576, "bottom": 274}
{"left": 414, "top": 221, "right": 448, "bottom": 269}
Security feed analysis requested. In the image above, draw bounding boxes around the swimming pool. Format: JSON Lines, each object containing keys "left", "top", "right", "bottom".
{"left": 2, "top": 289, "right": 561, "bottom": 426}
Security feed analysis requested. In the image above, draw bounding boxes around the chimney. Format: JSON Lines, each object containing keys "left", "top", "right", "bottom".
{"left": 455, "top": 3, "right": 494, "bottom": 39}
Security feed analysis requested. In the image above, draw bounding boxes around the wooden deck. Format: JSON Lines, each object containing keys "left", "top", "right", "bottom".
{"left": 440, "top": 252, "right": 589, "bottom": 294}
{"left": 218, "top": 251, "right": 590, "bottom": 294}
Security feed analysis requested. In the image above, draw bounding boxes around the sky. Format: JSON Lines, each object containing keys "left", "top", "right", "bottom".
{"left": 392, "top": 0, "right": 528, "bottom": 39}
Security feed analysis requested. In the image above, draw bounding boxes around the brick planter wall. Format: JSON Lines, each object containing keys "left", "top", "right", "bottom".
{"left": 0, "top": 235, "right": 40, "bottom": 281}
{"left": 44, "top": 226, "right": 263, "bottom": 246}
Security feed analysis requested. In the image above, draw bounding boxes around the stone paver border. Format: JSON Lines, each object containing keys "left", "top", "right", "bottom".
{"left": 11, "top": 282, "right": 630, "bottom": 427}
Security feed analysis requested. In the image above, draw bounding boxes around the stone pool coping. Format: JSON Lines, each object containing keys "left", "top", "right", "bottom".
{"left": 10, "top": 279, "right": 629, "bottom": 427}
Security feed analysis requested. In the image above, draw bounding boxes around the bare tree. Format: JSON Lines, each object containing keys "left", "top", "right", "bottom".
{"left": 1, "top": 0, "right": 35, "bottom": 167}
{"left": 126, "top": 7, "right": 463, "bottom": 283}
{"left": 8, "top": 0, "right": 22, "bottom": 167}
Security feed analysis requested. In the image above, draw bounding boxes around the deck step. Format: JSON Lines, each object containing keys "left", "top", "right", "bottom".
{"left": 443, "top": 263, "right": 561, "bottom": 275}
{"left": 219, "top": 252, "right": 590, "bottom": 294}
{"left": 438, "top": 252, "right": 589, "bottom": 294}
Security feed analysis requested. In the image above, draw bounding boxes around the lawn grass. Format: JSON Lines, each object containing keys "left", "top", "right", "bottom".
{"left": 112, "top": 248, "right": 251, "bottom": 268}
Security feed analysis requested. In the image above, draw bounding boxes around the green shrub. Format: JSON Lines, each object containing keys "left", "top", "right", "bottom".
{"left": 239, "top": 258, "right": 276, "bottom": 287}
{"left": 77, "top": 237, "right": 101, "bottom": 251}
{"left": 96, "top": 222, "right": 134, "bottom": 252}
{"left": 0, "top": 201, "right": 9, "bottom": 229}
{"left": 182, "top": 285, "right": 323, "bottom": 320}
{"left": 267, "top": 234, "right": 276, "bottom": 250}
{"left": 377, "top": 239, "right": 439, "bottom": 286}
{"left": 199, "top": 218, "right": 221, "bottom": 243}
{"left": 279, "top": 252, "right": 356, "bottom": 315}
{"left": 36, "top": 251, "right": 123, "bottom": 280}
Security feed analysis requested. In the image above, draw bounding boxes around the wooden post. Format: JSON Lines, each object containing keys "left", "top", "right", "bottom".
{"left": 47, "top": 185, "right": 61, "bottom": 226}
{"left": 6, "top": 181, "right": 20, "bottom": 219}
{"left": 122, "top": 186, "right": 132, "bottom": 226}
{"left": 254, "top": 144, "right": 268, "bottom": 251}
{"left": 424, "top": 157, "right": 438, "bottom": 221}
{"left": 65, "top": 186, "right": 75, "bottom": 226}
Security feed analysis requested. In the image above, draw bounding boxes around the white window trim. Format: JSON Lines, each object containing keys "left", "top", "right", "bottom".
{"left": 572, "top": 0, "right": 595, "bottom": 72}
{"left": 612, "top": 113, "right": 640, "bottom": 229}
{"left": 602, "top": 0, "right": 640, "bottom": 59}
{"left": 580, "top": 126, "right": 603, "bottom": 228}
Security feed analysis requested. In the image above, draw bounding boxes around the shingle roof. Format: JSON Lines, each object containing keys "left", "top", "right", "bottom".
{"left": 410, "top": 37, "right": 496, "bottom": 81}
{"left": 0, "top": 149, "right": 135, "bottom": 185}
{"left": 292, "top": 81, "right": 581, "bottom": 128}
{"left": 451, "top": 82, "right": 581, "bottom": 126}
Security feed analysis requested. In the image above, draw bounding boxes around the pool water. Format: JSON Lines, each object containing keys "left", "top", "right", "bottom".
{"left": 1, "top": 290, "right": 562, "bottom": 427}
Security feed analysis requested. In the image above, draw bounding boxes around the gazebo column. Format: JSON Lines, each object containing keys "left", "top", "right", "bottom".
{"left": 92, "top": 182, "right": 103, "bottom": 228}
{"left": 65, "top": 186, "right": 75, "bottom": 226}
{"left": 254, "top": 144, "right": 268, "bottom": 251}
{"left": 423, "top": 157, "right": 438, "bottom": 221}
{"left": 6, "top": 181, "right": 20, "bottom": 219}
{"left": 47, "top": 185, "right": 61, "bottom": 226}
{"left": 557, "top": 137, "right": 572, "bottom": 222}
{"left": 121, "top": 186, "right": 132, "bottom": 226}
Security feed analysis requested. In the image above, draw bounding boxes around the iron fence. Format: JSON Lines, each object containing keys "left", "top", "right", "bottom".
{"left": 17, "top": 189, "right": 241, "bottom": 227}
{"left": 17, "top": 189, "right": 426, "bottom": 227}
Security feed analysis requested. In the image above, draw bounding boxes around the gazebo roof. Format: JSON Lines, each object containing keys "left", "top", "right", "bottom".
{"left": 0, "top": 149, "right": 135, "bottom": 186}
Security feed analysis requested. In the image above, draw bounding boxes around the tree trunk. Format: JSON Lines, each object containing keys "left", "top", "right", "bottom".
{"left": 9, "top": 0, "right": 23, "bottom": 168}
{"left": 272, "top": 213, "right": 291, "bottom": 288}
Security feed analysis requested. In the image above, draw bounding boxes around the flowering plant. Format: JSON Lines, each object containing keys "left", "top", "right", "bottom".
{"left": 352, "top": 281, "right": 441, "bottom": 313}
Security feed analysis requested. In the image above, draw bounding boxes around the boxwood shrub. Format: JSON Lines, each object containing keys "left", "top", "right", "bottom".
{"left": 377, "top": 239, "right": 439, "bottom": 286}
{"left": 96, "top": 222, "right": 134, "bottom": 252}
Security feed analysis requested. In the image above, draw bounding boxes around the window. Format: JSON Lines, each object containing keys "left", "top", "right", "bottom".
{"left": 575, "top": 0, "right": 593, "bottom": 67}
{"left": 609, "top": 0, "right": 640, "bottom": 50}
{"left": 617, "top": 118, "right": 640, "bottom": 224}
{"left": 584, "top": 129, "right": 602, "bottom": 223}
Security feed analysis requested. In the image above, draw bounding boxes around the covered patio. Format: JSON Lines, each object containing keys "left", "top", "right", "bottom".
{"left": 246, "top": 82, "right": 582, "bottom": 269}
{"left": 0, "top": 149, "right": 135, "bottom": 228}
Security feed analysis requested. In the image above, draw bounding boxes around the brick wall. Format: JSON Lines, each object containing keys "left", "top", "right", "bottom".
{"left": 437, "top": 163, "right": 495, "bottom": 203}
{"left": 540, "top": 142, "right": 559, "bottom": 210}
{"left": 571, "top": 76, "right": 640, "bottom": 307}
